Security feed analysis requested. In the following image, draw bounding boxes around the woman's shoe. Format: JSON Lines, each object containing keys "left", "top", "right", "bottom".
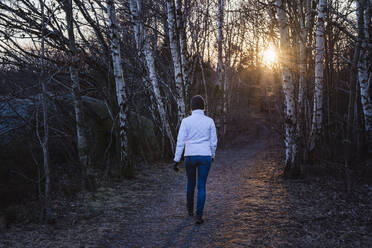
{"left": 195, "top": 215, "right": 204, "bottom": 224}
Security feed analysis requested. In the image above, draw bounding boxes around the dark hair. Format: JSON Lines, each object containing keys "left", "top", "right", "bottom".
{"left": 191, "top": 95, "right": 205, "bottom": 110}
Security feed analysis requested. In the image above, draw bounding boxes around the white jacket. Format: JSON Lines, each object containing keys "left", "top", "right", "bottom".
{"left": 174, "top": 109, "right": 218, "bottom": 162}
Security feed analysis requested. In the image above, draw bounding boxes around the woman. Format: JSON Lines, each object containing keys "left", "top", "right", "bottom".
{"left": 173, "top": 95, "right": 218, "bottom": 224}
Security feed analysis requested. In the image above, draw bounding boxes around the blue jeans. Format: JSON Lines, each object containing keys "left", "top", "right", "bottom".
{"left": 184, "top": 156, "right": 212, "bottom": 217}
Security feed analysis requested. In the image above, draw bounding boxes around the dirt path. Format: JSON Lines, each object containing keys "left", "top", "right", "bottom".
{"left": 98, "top": 135, "right": 371, "bottom": 248}
{"left": 1, "top": 134, "right": 371, "bottom": 247}
{"left": 100, "top": 136, "right": 274, "bottom": 248}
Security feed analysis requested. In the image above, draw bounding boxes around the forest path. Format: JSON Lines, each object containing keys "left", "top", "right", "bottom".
{"left": 99, "top": 131, "right": 371, "bottom": 248}
{"left": 1, "top": 128, "right": 371, "bottom": 247}
{"left": 100, "top": 133, "right": 298, "bottom": 248}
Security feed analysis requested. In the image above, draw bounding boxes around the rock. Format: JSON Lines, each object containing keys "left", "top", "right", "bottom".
{"left": 0, "top": 94, "right": 160, "bottom": 161}
{"left": 0, "top": 98, "right": 37, "bottom": 145}
{"left": 0, "top": 94, "right": 161, "bottom": 211}
{"left": 56, "top": 95, "right": 160, "bottom": 161}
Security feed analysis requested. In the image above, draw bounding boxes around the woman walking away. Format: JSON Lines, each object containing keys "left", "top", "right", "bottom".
{"left": 173, "top": 95, "right": 218, "bottom": 224}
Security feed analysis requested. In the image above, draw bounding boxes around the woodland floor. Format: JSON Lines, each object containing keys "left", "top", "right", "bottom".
{"left": 1, "top": 127, "right": 372, "bottom": 247}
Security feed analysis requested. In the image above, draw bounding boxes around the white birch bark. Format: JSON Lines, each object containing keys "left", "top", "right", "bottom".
{"left": 297, "top": 0, "right": 312, "bottom": 116}
{"left": 63, "top": 0, "right": 93, "bottom": 189}
{"left": 129, "top": 0, "right": 158, "bottom": 133}
{"left": 310, "top": 0, "right": 326, "bottom": 150}
{"left": 70, "top": 67, "right": 89, "bottom": 169}
{"left": 357, "top": 0, "right": 372, "bottom": 152}
{"left": 130, "top": 0, "right": 142, "bottom": 52}
{"left": 276, "top": 0, "right": 297, "bottom": 167}
{"left": 106, "top": 0, "right": 130, "bottom": 164}
{"left": 129, "top": 0, "right": 176, "bottom": 151}
{"left": 167, "top": 0, "right": 186, "bottom": 123}
{"left": 297, "top": 24, "right": 306, "bottom": 143}
{"left": 176, "top": 0, "right": 190, "bottom": 102}
{"left": 143, "top": 36, "right": 176, "bottom": 151}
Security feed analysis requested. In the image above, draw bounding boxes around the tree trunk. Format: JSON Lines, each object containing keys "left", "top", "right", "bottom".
{"left": 166, "top": 0, "right": 186, "bottom": 124}
{"left": 129, "top": 0, "right": 159, "bottom": 137}
{"left": 130, "top": 0, "right": 142, "bottom": 53}
{"left": 198, "top": 54, "right": 208, "bottom": 115}
{"left": 346, "top": 8, "right": 362, "bottom": 144}
{"left": 297, "top": 0, "right": 308, "bottom": 126}
{"left": 106, "top": 0, "right": 130, "bottom": 168}
{"left": 217, "top": 0, "right": 224, "bottom": 90}
{"left": 63, "top": 0, "right": 95, "bottom": 190}
{"left": 216, "top": 0, "right": 225, "bottom": 143}
{"left": 143, "top": 37, "right": 176, "bottom": 152}
{"left": 39, "top": 0, "right": 51, "bottom": 223}
{"left": 276, "top": 0, "right": 298, "bottom": 174}
{"left": 130, "top": 0, "right": 176, "bottom": 152}
{"left": 310, "top": 0, "right": 326, "bottom": 151}
{"left": 357, "top": 0, "right": 372, "bottom": 153}
{"left": 297, "top": 0, "right": 315, "bottom": 162}
{"left": 223, "top": 56, "right": 229, "bottom": 137}
{"left": 176, "top": 0, "right": 190, "bottom": 105}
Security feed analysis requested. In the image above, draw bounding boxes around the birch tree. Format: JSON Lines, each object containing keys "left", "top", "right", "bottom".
{"left": 167, "top": 0, "right": 186, "bottom": 123}
{"left": 296, "top": 0, "right": 314, "bottom": 136}
{"left": 128, "top": 0, "right": 159, "bottom": 133}
{"left": 129, "top": 0, "right": 176, "bottom": 151}
{"left": 176, "top": 0, "right": 190, "bottom": 102}
{"left": 191, "top": 4, "right": 209, "bottom": 113}
{"left": 106, "top": 0, "right": 131, "bottom": 167}
{"left": 62, "top": 0, "right": 94, "bottom": 190}
{"left": 38, "top": 0, "right": 51, "bottom": 222}
{"left": 297, "top": 0, "right": 310, "bottom": 111}
{"left": 356, "top": 0, "right": 372, "bottom": 153}
{"left": 217, "top": 0, "right": 224, "bottom": 90}
{"left": 222, "top": 1, "right": 230, "bottom": 138}
{"left": 216, "top": 0, "right": 225, "bottom": 141}
{"left": 276, "top": 0, "right": 298, "bottom": 171}
{"left": 220, "top": 2, "right": 245, "bottom": 138}
{"left": 310, "top": 0, "right": 326, "bottom": 150}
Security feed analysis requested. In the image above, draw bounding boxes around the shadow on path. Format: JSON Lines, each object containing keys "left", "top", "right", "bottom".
{"left": 97, "top": 127, "right": 372, "bottom": 248}
{"left": 101, "top": 133, "right": 282, "bottom": 248}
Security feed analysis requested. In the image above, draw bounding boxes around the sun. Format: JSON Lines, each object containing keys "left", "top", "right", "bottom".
{"left": 262, "top": 47, "right": 278, "bottom": 66}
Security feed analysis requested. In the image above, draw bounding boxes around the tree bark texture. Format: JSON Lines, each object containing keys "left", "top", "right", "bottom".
{"left": 217, "top": 0, "right": 224, "bottom": 90}
{"left": 130, "top": 0, "right": 176, "bottom": 152}
{"left": 310, "top": 0, "right": 326, "bottom": 150}
{"left": 166, "top": 0, "right": 186, "bottom": 124}
{"left": 176, "top": 0, "right": 190, "bottom": 104}
{"left": 356, "top": 0, "right": 372, "bottom": 152}
{"left": 276, "top": 0, "right": 297, "bottom": 168}
{"left": 63, "top": 0, "right": 94, "bottom": 190}
{"left": 106, "top": 0, "right": 130, "bottom": 166}
{"left": 297, "top": 0, "right": 312, "bottom": 123}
